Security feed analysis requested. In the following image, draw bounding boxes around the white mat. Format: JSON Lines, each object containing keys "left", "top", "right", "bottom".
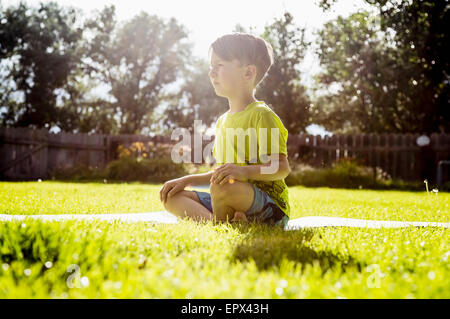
{"left": 1, "top": 211, "right": 448, "bottom": 230}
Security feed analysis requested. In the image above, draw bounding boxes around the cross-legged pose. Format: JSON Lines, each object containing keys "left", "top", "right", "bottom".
{"left": 160, "top": 33, "right": 291, "bottom": 228}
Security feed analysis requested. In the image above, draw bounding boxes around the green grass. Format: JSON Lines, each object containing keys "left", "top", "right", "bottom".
{"left": 0, "top": 181, "right": 449, "bottom": 298}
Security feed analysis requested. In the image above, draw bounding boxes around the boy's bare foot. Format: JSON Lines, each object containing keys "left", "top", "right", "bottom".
{"left": 231, "top": 211, "right": 248, "bottom": 222}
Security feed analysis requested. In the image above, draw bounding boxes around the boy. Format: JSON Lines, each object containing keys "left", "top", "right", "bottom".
{"left": 160, "top": 33, "right": 291, "bottom": 228}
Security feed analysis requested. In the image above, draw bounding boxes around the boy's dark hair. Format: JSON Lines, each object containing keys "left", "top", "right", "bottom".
{"left": 209, "top": 33, "right": 274, "bottom": 88}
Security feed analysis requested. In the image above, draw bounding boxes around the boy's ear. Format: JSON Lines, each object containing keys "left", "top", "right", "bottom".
{"left": 244, "top": 65, "right": 257, "bottom": 80}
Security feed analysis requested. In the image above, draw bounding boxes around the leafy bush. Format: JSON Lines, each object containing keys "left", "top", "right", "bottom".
{"left": 116, "top": 141, "right": 173, "bottom": 160}
{"left": 441, "top": 181, "right": 450, "bottom": 192}
{"left": 50, "top": 141, "right": 188, "bottom": 183}
{"left": 286, "top": 158, "right": 375, "bottom": 188}
{"left": 286, "top": 158, "right": 426, "bottom": 191}
{"left": 50, "top": 163, "right": 106, "bottom": 181}
{"left": 105, "top": 156, "right": 187, "bottom": 183}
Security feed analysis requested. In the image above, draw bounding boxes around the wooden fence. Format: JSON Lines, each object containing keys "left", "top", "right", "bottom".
{"left": 287, "top": 133, "right": 450, "bottom": 183}
{"left": 0, "top": 127, "right": 173, "bottom": 180}
{"left": 1, "top": 127, "right": 449, "bottom": 184}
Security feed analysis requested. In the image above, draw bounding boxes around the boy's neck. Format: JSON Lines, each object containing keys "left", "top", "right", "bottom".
{"left": 228, "top": 93, "right": 258, "bottom": 114}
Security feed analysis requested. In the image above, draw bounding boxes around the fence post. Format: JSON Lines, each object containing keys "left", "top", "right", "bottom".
{"left": 322, "top": 135, "right": 330, "bottom": 167}
{"left": 437, "top": 160, "right": 450, "bottom": 190}
{"left": 346, "top": 134, "right": 354, "bottom": 159}
{"left": 430, "top": 133, "right": 440, "bottom": 184}
{"left": 329, "top": 135, "right": 338, "bottom": 163}
{"left": 362, "top": 134, "right": 370, "bottom": 167}
{"left": 287, "top": 134, "right": 299, "bottom": 161}
{"left": 370, "top": 134, "right": 378, "bottom": 183}
{"left": 379, "top": 134, "right": 387, "bottom": 178}
{"left": 314, "top": 135, "right": 323, "bottom": 167}
{"left": 386, "top": 134, "right": 395, "bottom": 179}
{"left": 405, "top": 134, "right": 415, "bottom": 181}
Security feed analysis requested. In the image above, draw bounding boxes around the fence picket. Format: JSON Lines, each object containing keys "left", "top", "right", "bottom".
{"left": 369, "top": 134, "right": 377, "bottom": 179}
{"left": 387, "top": 134, "right": 395, "bottom": 179}
{"left": 314, "top": 135, "right": 323, "bottom": 167}
{"left": 346, "top": 135, "right": 354, "bottom": 159}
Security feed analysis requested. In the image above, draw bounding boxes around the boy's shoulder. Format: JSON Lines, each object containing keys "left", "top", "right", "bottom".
{"left": 252, "top": 101, "right": 272, "bottom": 113}
{"left": 216, "top": 101, "right": 281, "bottom": 125}
{"left": 242, "top": 101, "right": 277, "bottom": 118}
{"left": 252, "top": 102, "right": 284, "bottom": 122}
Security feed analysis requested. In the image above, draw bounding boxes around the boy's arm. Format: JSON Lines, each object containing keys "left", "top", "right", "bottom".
{"left": 211, "top": 154, "right": 291, "bottom": 185}
{"left": 244, "top": 154, "right": 291, "bottom": 181}
{"left": 183, "top": 170, "right": 214, "bottom": 186}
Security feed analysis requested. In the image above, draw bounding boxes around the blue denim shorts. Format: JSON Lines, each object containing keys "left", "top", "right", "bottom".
{"left": 192, "top": 183, "right": 289, "bottom": 229}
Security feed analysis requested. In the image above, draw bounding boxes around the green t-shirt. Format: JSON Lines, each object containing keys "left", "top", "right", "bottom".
{"left": 212, "top": 101, "right": 290, "bottom": 218}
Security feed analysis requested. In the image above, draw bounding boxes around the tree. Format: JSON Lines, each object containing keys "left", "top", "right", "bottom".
{"left": 256, "top": 13, "right": 312, "bottom": 134}
{"left": 0, "top": 1, "right": 83, "bottom": 129}
{"left": 80, "top": 8, "right": 193, "bottom": 134}
{"left": 376, "top": 0, "right": 449, "bottom": 133}
{"left": 315, "top": 11, "right": 401, "bottom": 133}
{"left": 58, "top": 5, "right": 120, "bottom": 134}
{"left": 317, "top": 0, "right": 449, "bottom": 133}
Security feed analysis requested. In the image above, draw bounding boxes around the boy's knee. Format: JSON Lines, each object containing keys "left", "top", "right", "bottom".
{"left": 210, "top": 182, "right": 232, "bottom": 201}
{"left": 162, "top": 198, "right": 171, "bottom": 210}
{"left": 162, "top": 192, "right": 181, "bottom": 209}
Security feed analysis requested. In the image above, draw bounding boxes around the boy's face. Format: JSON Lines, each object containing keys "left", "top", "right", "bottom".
{"left": 209, "top": 51, "right": 255, "bottom": 98}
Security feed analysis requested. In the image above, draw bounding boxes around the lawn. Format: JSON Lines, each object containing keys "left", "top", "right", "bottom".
{"left": 0, "top": 181, "right": 449, "bottom": 298}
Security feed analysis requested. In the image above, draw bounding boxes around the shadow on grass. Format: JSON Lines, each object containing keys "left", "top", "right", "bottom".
{"left": 230, "top": 224, "right": 364, "bottom": 273}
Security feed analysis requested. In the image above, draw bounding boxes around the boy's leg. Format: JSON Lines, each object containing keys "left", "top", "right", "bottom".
{"left": 163, "top": 190, "right": 213, "bottom": 221}
{"left": 210, "top": 181, "right": 255, "bottom": 222}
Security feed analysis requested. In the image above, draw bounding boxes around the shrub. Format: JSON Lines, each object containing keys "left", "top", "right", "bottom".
{"left": 50, "top": 141, "right": 188, "bottom": 183}
{"left": 285, "top": 158, "right": 425, "bottom": 190}
{"left": 294, "top": 158, "right": 376, "bottom": 188}
{"left": 105, "top": 156, "right": 187, "bottom": 183}
{"left": 117, "top": 141, "right": 174, "bottom": 160}
{"left": 441, "top": 181, "right": 450, "bottom": 192}
{"left": 106, "top": 141, "right": 188, "bottom": 183}
{"left": 50, "top": 163, "right": 106, "bottom": 181}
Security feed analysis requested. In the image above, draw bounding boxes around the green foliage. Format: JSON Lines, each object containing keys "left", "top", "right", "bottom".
{"left": 2, "top": 0, "right": 448, "bottom": 136}
{"left": 50, "top": 163, "right": 106, "bottom": 181}
{"left": 286, "top": 158, "right": 425, "bottom": 191}
{"left": 286, "top": 158, "right": 373, "bottom": 188}
{"left": 0, "top": 1, "right": 83, "bottom": 129}
{"left": 80, "top": 8, "right": 193, "bottom": 134}
{"left": 441, "top": 181, "right": 450, "bottom": 192}
{"left": 0, "top": 181, "right": 449, "bottom": 298}
{"left": 316, "top": 0, "right": 449, "bottom": 134}
{"left": 376, "top": 0, "right": 450, "bottom": 133}
{"left": 49, "top": 140, "right": 189, "bottom": 183}
{"left": 0, "top": 3, "right": 195, "bottom": 135}
{"left": 105, "top": 156, "right": 187, "bottom": 183}
{"left": 107, "top": 141, "right": 188, "bottom": 182}
{"left": 315, "top": 11, "right": 402, "bottom": 133}
{"left": 49, "top": 157, "right": 188, "bottom": 183}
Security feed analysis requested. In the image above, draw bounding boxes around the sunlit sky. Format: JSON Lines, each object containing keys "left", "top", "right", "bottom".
{"left": 4, "top": 0, "right": 372, "bottom": 75}
{"left": 3, "top": 0, "right": 373, "bottom": 135}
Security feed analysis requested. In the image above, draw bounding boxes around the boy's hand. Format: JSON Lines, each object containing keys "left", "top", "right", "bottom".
{"left": 210, "top": 164, "right": 248, "bottom": 185}
{"left": 160, "top": 177, "right": 188, "bottom": 204}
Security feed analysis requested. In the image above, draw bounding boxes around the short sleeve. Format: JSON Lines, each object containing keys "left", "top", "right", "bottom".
{"left": 257, "top": 111, "right": 288, "bottom": 161}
